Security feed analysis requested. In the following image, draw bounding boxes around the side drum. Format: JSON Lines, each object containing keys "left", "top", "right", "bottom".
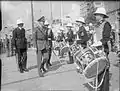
{"left": 60, "top": 42, "right": 69, "bottom": 55}
{"left": 74, "top": 46, "right": 108, "bottom": 79}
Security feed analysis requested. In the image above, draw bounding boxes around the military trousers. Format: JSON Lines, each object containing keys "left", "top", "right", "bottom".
{"left": 16, "top": 48, "right": 27, "bottom": 70}
{"left": 48, "top": 48, "right": 52, "bottom": 64}
{"left": 68, "top": 42, "right": 74, "bottom": 63}
{"left": 37, "top": 48, "right": 49, "bottom": 74}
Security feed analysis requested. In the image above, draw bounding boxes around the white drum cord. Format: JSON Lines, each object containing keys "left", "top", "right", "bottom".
{"left": 87, "top": 47, "right": 107, "bottom": 90}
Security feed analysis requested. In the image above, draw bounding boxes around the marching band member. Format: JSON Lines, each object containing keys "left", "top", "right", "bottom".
{"left": 12, "top": 19, "right": 28, "bottom": 73}
{"left": 57, "top": 27, "right": 65, "bottom": 58}
{"left": 66, "top": 23, "right": 74, "bottom": 64}
{"left": 47, "top": 25, "right": 54, "bottom": 67}
{"left": 33, "top": 16, "right": 49, "bottom": 77}
{"left": 93, "top": 7, "right": 111, "bottom": 91}
{"left": 75, "top": 17, "right": 89, "bottom": 49}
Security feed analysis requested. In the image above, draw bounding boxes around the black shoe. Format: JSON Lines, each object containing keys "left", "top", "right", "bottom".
{"left": 23, "top": 68, "right": 29, "bottom": 72}
{"left": 20, "top": 69, "right": 24, "bottom": 73}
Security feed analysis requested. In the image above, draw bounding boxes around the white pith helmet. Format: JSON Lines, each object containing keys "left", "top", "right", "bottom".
{"left": 66, "top": 23, "right": 73, "bottom": 27}
{"left": 94, "top": 7, "right": 109, "bottom": 18}
{"left": 17, "top": 19, "right": 24, "bottom": 25}
{"left": 76, "top": 17, "right": 85, "bottom": 24}
{"left": 59, "top": 26, "right": 65, "bottom": 30}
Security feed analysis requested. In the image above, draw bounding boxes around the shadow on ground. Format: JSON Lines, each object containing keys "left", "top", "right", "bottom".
{"left": 28, "top": 59, "right": 67, "bottom": 71}
{"left": 2, "top": 68, "right": 76, "bottom": 86}
{"left": 28, "top": 65, "right": 38, "bottom": 70}
{"left": 48, "top": 59, "right": 67, "bottom": 72}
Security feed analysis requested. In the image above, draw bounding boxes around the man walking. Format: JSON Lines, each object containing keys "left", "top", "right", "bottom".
{"left": 33, "top": 16, "right": 49, "bottom": 77}
{"left": 12, "top": 19, "right": 28, "bottom": 73}
{"left": 66, "top": 23, "right": 74, "bottom": 64}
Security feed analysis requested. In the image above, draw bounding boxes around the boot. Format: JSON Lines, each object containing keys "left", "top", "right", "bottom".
{"left": 38, "top": 69, "right": 44, "bottom": 77}
{"left": 41, "top": 61, "right": 47, "bottom": 73}
{"left": 19, "top": 65, "right": 24, "bottom": 73}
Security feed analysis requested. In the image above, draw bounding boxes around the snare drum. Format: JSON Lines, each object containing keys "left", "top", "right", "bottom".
{"left": 74, "top": 46, "right": 107, "bottom": 79}
{"left": 60, "top": 42, "right": 69, "bottom": 55}
{"left": 69, "top": 43, "right": 82, "bottom": 56}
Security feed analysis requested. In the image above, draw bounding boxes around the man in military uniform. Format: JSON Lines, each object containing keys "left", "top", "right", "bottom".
{"left": 94, "top": 7, "right": 111, "bottom": 91}
{"left": 66, "top": 23, "right": 74, "bottom": 64}
{"left": 33, "top": 16, "right": 49, "bottom": 77}
{"left": 58, "top": 27, "right": 65, "bottom": 57}
{"left": 76, "top": 17, "right": 89, "bottom": 49}
{"left": 12, "top": 19, "right": 28, "bottom": 73}
{"left": 47, "top": 25, "right": 54, "bottom": 67}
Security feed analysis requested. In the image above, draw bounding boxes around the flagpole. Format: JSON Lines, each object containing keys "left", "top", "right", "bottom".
{"left": 60, "top": 1, "right": 63, "bottom": 26}
{"left": 49, "top": 1, "right": 53, "bottom": 24}
{"left": 31, "top": 0, "right": 35, "bottom": 48}
{"left": 31, "top": 1, "right": 34, "bottom": 34}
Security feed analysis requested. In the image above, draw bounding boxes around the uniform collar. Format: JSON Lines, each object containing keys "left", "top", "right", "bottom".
{"left": 18, "top": 27, "right": 22, "bottom": 30}
{"left": 95, "top": 20, "right": 105, "bottom": 27}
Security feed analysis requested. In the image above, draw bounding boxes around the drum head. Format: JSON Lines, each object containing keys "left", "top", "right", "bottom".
{"left": 84, "top": 57, "right": 107, "bottom": 79}
{"left": 60, "top": 47, "right": 69, "bottom": 54}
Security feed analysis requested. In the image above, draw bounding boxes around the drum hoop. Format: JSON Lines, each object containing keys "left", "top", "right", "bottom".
{"left": 83, "top": 57, "right": 107, "bottom": 73}
{"left": 74, "top": 47, "right": 96, "bottom": 60}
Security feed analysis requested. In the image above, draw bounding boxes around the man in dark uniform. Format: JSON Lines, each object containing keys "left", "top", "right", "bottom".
{"left": 58, "top": 27, "right": 65, "bottom": 57}
{"left": 47, "top": 25, "right": 54, "bottom": 67}
{"left": 76, "top": 17, "right": 89, "bottom": 49}
{"left": 66, "top": 23, "right": 74, "bottom": 64}
{"left": 94, "top": 7, "right": 111, "bottom": 91}
{"left": 12, "top": 19, "right": 28, "bottom": 73}
{"left": 33, "top": 16, "right": 49, "bottom": 77}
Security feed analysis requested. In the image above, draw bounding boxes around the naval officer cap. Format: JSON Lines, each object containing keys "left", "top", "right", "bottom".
{"left": 37, "top": 16, "right": 45, "bottom": 22}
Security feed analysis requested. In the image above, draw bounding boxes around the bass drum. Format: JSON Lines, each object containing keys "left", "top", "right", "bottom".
{"left": 74, "top": 46, "right": 108, "bottom": 79}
